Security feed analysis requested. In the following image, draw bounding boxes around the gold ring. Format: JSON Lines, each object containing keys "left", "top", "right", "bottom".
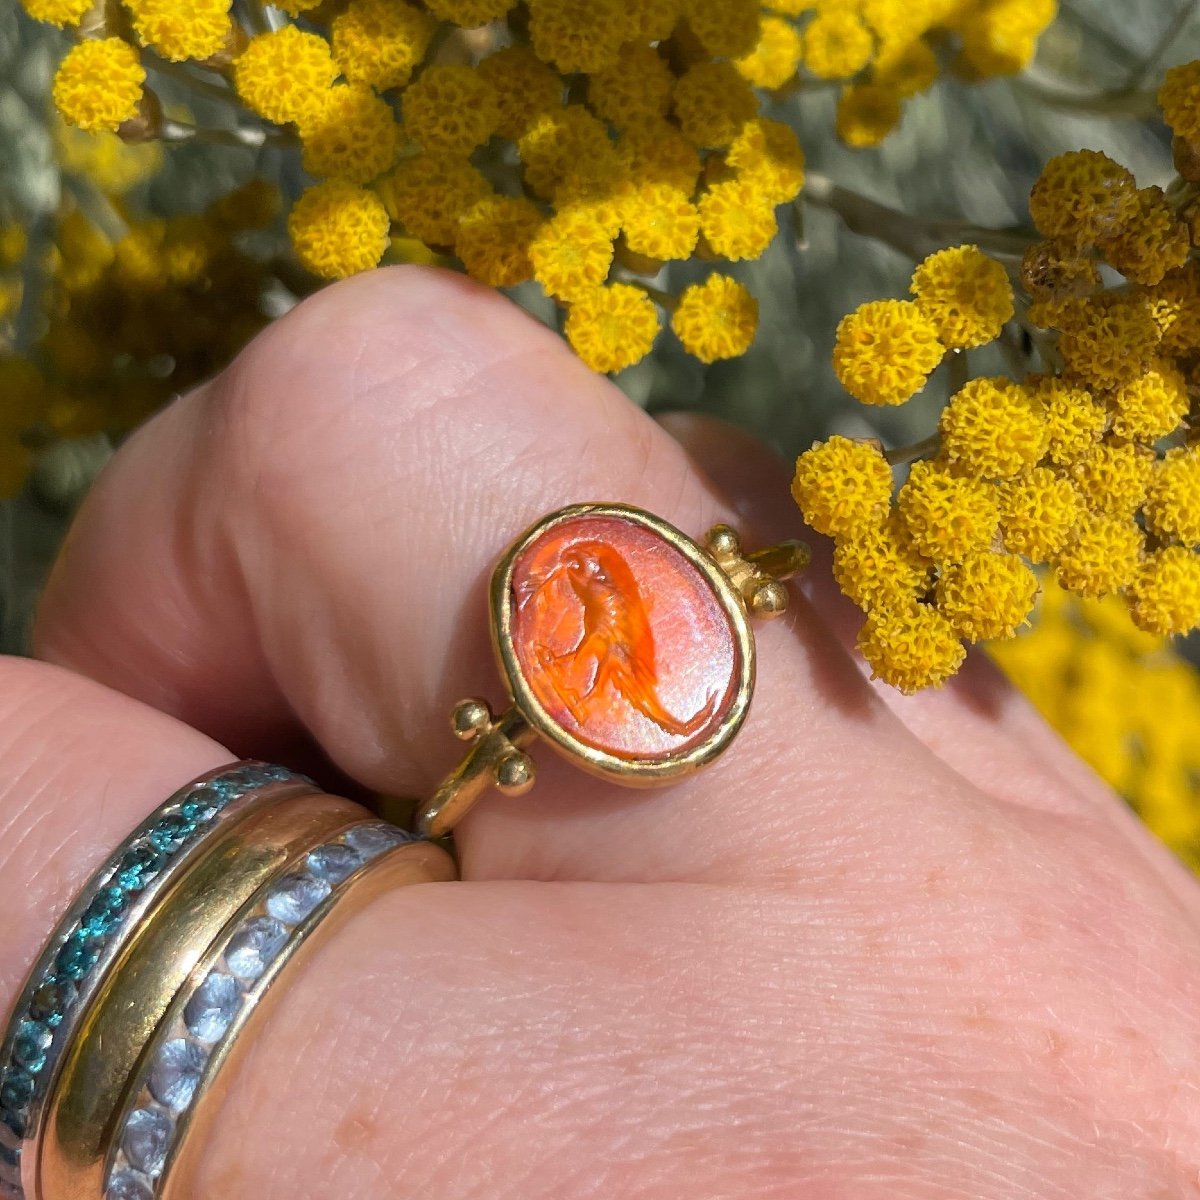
{"left": 0, "top": 762, "right": 318, "bottom": 1200}
{"left": 38, "top": 789, "right": 366, "bottom": 1200}
{"left": 415, "top": 502, "right": 809, "bottom": 837}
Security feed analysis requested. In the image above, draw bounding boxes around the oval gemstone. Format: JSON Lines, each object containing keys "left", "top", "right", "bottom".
{"left": 505, "top": 513, "right": 741, "bottom": 763}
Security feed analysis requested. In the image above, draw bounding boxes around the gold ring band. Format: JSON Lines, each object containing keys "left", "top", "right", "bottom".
{"left": 0, "top": 762, "right": 319, "bottom": 1200}
{"left": 38, "top": 789, "right": 366, "bottom": 1200}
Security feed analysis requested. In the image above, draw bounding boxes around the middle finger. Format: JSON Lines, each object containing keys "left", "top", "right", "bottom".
{"left": 37, "top": 266, "right": 988, "bottom": 886}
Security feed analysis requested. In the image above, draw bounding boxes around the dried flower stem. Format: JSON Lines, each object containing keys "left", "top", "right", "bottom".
{"left": 1125, "top": 0, "right": 1199, "bottom": 90}
{"left": 885, "top": 433, "right": 940, "bottom": 467}
{"left": 159, "top": 118, "right": 292, "bottom": 147}
{"left": 145, "top": 53, "right": 238, "bottom": 106}
{"left": 803, "top": 173, "right": 1036, "bottom": 261}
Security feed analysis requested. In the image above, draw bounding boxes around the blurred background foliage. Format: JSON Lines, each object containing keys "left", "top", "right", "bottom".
{"left": 2, "top": 0, "right": 1200, "bottom": 860}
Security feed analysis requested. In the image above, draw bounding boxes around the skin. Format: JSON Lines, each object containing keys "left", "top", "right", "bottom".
{"left": 2, "top": 265, "right": 1197, "bottom": 1198}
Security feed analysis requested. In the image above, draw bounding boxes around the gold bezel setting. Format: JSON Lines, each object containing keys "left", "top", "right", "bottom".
{"left": 413, "top": 504, "right": 809, "bottom": 838}
{"left": 489, "top": 502, "right": 756, "bottom": 787}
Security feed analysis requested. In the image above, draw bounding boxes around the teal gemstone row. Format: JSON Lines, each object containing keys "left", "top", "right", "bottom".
{"left": 0, "top": 763, "right": 306, "bottom": 1189}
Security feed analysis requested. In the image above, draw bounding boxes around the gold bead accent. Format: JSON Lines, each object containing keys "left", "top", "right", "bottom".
{"left": 452, "top": 698, "right": 493, "bottom": 740}
{"left": 495, "top": 751, "right": 536, "bottom": 795}
{"left": 705, "top": 525, "right": 741, "bottom": 558}
{"left": 749, "top": 578, "right": 789, "bottom": 619}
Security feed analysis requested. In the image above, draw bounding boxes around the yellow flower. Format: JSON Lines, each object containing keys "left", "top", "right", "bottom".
{"left": 477, "top": 47, "right": 564, "bottom": 141}
{"left": 160, "top": 214, "right": 214, "bottom": 285}
{"left": 402, "top": 65, "right": 500, "bottom": 155}
{"left": 697, "top": 180, "right": 778, "bottom": 261}
{"left": 621, "top": 183, "right": 700, "bottom": 262}
{"left": 20, "top": 0, "right": 91, "bottom": 27}
{"left": 1110, "top": 362, "right": 1189, "bottom": 444}
{"left": 588, "top": 43, "right": 673, "bottom": 127}
{"left": 1069, "top": 439, "right": 1153, "bottom": 515}
{"left": 736, "top": 16, "right": 804, "bottom": 88}
{"left": 1146, "top": 262, "right": 1200, "bottom": 357}
{"left": 300, "top": 85, "right": 401, "bottom": 184}
{"left": 564, "top": 283, "right": 661, "bottom": 374}
{"left": 382, "top": 154, "right": 492, "bottom": 246}
{"left": 1144, "top": 448, "right": 1200, "bottom": 547}
{"left": 832, "top": 511, "right": 933, "bottom": 612}
{"left": 673, "top": 60, "right": 758, "bottom": 150}
{"left": 53, "top": 38, "right": 145, "bottom": 134}
{"left": 802, "top": 9, "right": 875, "bottom": 79}
{"left": 0, "top": 226, "right": 26, "bottom": 268}
{"left": 997, "top": 467, "right": 1080, "bottom": 562}
{"left": 872, "top": 37, "right": 939, "bottom": 97}
{"left": 113, "top": 218, "right": 167, "bottom": 289}
{"left": 832, "top": 299, "right": 944, "bottom": 406}
{"left": 939, "top": 376, "right": 1047, "bottom": 479}
{"left": 54, "top": 122, "right": 161, "bottom": 195}
{"left": 859, "top": 0, "right": 934, "bottom": 42}
{"left": 1158, "top": 59, "right": 1200, "bottom": 143}
{"left": 1019, "top": 238, "right": 1102, "bottom": 300}
{"left": 857, "top": 604, "right": 966, "bottom": 693}
{"left": 554, "top": 162, "right": 631, "bottom": 238}
{"left": 425, "top": 0, "right": 512, "bottom": 25}
{"left": 455, "top": 196, "right": 542, "bottom": 288}
{"left": 682, "top": 0, "right": 760, "bottom": 57}
{"left": 726, "top": 118, "right": 805, "bottom": 204}
{"left": 792, "top": 435, "right": 894, "bottom": 538}
{"left": 620, "top": 120, "right": 702, "bottom": 195}
{"left": 124, "top": 0, "right": 231, "bottom": 61}
{"left": 1127, "top": 547, "right": 1200, "bottom": 636}
{"left": 910, "top": 244, "right": 1013, "bottom": 350}
{"left": 331, "top": 0, "right": 435, "bottom": 92}
{"left": 288, "top": 180, "right": 390, "bottom": 280}
{"left": 1097, "top": 186, "right": 1190, "bottom": 287}
{"left": 1023, "top": 374, "right": 1106, "bottom": 466}
{"left": 519, "top": 106, "right": 615, "bottom": 199}
{"left": 958, "top": 6, "right": 1041, "bottom": 78}
{"left": 528, "top": 0, "right": 626, "bottom": 74}
{"left": 1057, "top": 293, "right": 1161, "bottom": 390}
{"left": 1053, "top": 510, "right": 1143, "bottom": 598}
{"left": 835, "top": 84, "right": 902, "bottom": 148}
{"left": 1028, "top": 150, "right": 1139, "bottom": 248}
{"left": 936, "top": 551, "right": 1039, "bottom": 642}
{"left": 530, "top": 211, "right": 615, "bottom": 302}
{"left": 236, "top": 27, "right": 337, "bottom": 126}
{"left": 210, "top": 179, "right": 280, "bottom": 231}
{"left": 627, "top": 0, "right": 681, "bottom": 40}
{"left": 898, "top": 460, "right": 1000, "bottom": 563}
{"left": 671, "top": 274, "right": 758, "bottom": 363}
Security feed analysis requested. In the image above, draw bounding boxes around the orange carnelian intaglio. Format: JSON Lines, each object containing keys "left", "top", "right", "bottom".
{"left": 508, "top": 514, "right": 740, "bottom": 760}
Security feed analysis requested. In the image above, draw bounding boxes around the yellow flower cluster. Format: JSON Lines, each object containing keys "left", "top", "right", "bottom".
{"left": 0, "top": 181, "right": 278, "bottom": 499}
{"left": 35, "top": 0, "right": 1064, "bottom": 375}
{"left": 798, "top": 116, "right": 1200, "bottom": 692}
{"left": 832, "top": 246, "right": 1011, "bottom": 407}
{"left": 222, "top": 5, "right": 824, "bottom": 370}
{"left": 798, "top": 0, "right": 1059, "bottom": 148}
{"left": 991, "top": 580, "right": 1200, "bottom": 871}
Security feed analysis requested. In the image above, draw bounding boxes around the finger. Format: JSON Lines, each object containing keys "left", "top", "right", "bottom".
{"left": 0, "top": 656, "right": 229, "bottom": 1005}
{"left": 656, "top": 412, "right": 1200, "bottom": 908}
{"left": 2, "top": 663, "right": 1198, "bottom": 1199}
{"left": 188, "top": 836, "right": 1200, "bottom": 1200}
{"left": 34, "top": 266, "right": 974, "bottom": 886}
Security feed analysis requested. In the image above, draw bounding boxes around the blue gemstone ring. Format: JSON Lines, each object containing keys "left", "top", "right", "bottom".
{"left": 0, "top": 762, "right": 315, "bottom": 1200}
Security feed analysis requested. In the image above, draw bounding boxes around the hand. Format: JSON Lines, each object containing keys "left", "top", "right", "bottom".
{"left": 6, "top": 266, "right": 1198, "bottom": 1198}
